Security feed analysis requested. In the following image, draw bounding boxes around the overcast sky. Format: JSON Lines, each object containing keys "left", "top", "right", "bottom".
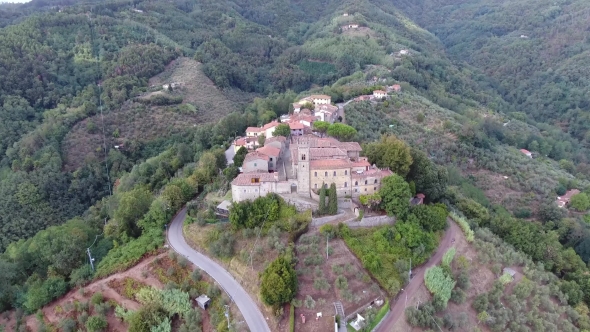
{"left": 0, "top": 0, "right": 31, "bottom": 3}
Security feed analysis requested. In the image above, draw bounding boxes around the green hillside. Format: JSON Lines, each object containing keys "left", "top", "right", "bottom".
{"left": 396, "top": 0, "right": 590, "bottom": 153}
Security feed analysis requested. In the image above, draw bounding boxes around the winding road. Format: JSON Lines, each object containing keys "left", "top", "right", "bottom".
{"left": 376, "top": 219, "right": 460, "bottom": 332}
{"left": 167, "top": 208, "right": 271, "bottom": 332}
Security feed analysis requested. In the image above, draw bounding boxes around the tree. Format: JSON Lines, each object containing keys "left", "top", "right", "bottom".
{"left": 477, "top": 311, "right": 489, "bottom": 324}
{"left": 570, "top": 193, "right": 590, "bottom": 212}
{"left": 327, "top": 183, "right": 338, "bottom": 215}
{"left": 365, "top": 135, "right": 413, "bottom": 177}
{"left": 379, "top": 175, "right": 412, "bottom": 218}
{"left": 233, "top": 147, "right": 248, "bottom": 167}
{"left": 273, "top": 124, "right": 291, "bottom": 137}
{"left": 326, "top": 123, "right": 357, "bottom": 141}
{"left": 318, "top": 183, "right": 327, "bottom": 215}
{"left": 86, "top": 315, "right": 108, "bottom": 332}
{"left": 407, "top": 148, "right": 448, "bottom": 201}
{"left": 313, "top": 121, "right": 330, "bottom": 137}
{"left": 359, "top": 193, "right": 382, "bottom": 212}
{"left": 442, "top": 248, "right": 456, "bottom": 267}
{"left": 424, "top": 266, "right": 455, "bottom": 306}
{"left": 258, "top": 134, "right": 266, "bottom": 147}
{"left": 108, "top": 187, "right": 154, "bottom": 238}
{"left": 260, "top": 256, "right": 298, "bottom": 307}
{"left": 411, "top": 204, "right": 448, "bottom": 232}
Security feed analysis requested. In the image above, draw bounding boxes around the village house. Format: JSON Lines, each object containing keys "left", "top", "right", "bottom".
{"left": 288, "top": 122, "right": 305, "bottom": 136}
{"left": 354, "top": 95, "right": 372, "bottom": 102}
{"left": 341, "top": 23, "right": 360, "bottom": 31}
{"left": 557, "top": 189, "right": 581, "bottom": 208}
{"left": 315, "top": 104, "right": 339, "bottom": 123}
{"left": 231, "top": 172, "right": 282, "bottom": 202}
{"left": 242, "top": 151, "right": 269, "bottom": 173}
{"left": 520, "top": 149, "right": 533, "bottom": 158}
{"left": 292, "top": 103, "right": 302, "bottom": 113}
{"left": 256, "top": 145, "right": 281, "bottom": 171}
{"left": 298, "top": 94, "right": 332, "bottom": 105}
{"left": 246, "top": 121, "right": 280, "bottom": 138}
{"left": 233, "top": 136, "right": 260, "bottom": 152}
{"left": 373, "top": 90, "right": 387, "bottom": 99}
{"left": 264, "top": 136, "right": 286, "bottom": 151}
{"left": 388, "top": 84, "right": 401, "bottom": 92}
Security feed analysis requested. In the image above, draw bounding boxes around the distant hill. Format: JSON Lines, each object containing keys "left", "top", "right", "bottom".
{"left": 396, "top": 0, "right": 590, "bottom": 149}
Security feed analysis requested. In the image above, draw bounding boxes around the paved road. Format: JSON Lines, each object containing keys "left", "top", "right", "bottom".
{"left": 167, "top": 208, "right": 271, "bottom": 332}
{"left": 376, "top": 218, "right": 459, "bottom": 332}
{"left": 225, "top": 144, "right": 235, "bottom": 165}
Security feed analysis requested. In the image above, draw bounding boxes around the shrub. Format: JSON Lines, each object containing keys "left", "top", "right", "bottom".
{"left": 86, "top": 315, "right": 108, "bottom": 332}
{"left": 304, "top": 295, "right": 315, "bottom": 309}
{"left": 191, "top": 269, "right": 202, "bottom": 282}
{"left": 335, "top": 276, "right": 348, "bottom": 290}
{"left": 424, "top": 266, "right": 455, "bottom": 306}
{"left": 59, "top": 318, "right": 77, "bottom": 332}
{"left": 449, "top": 212, "right": 474, "bottom": 242}
{"left": 442, "top": 248, "right": 456, "bottom": 267}
{"left": 260, "top": 256, "right": 297, "bottom": 307}
{"left": 90, "top": 292, "right": 104, "bottom": 305}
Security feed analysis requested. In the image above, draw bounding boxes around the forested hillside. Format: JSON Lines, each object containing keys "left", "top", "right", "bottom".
{"left": 396, "top": 0, "right": 590, "bottom": 154}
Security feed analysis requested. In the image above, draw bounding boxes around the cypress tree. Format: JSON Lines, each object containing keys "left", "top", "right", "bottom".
{"left": 328, "top": 183, "right": 338, "bottom": 215}
{"left": 319, "top": 182, "right": 326, "bottom": 215}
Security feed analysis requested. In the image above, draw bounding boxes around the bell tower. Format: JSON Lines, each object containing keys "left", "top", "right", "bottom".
{"left": 297, "top": 139, "right": 310, "bottom": 196}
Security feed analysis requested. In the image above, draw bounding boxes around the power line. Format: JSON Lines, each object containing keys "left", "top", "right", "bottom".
{"left": 87, "top": 11, "right": 112, "bottom": 196}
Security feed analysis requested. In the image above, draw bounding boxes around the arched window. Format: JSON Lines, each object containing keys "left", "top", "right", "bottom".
{"left": 325, "top": 172, "right": 328, "bottom": 176}
{"left": 374, "top": 179, "right": 378, "bottom": 184}
{"left": 355, "top": 181, "right": 358, "bottom": 186}
{"left": 314, "top": 172, "right": 317, "bottom": 177}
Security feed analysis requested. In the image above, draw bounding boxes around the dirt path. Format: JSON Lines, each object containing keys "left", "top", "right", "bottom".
{"left": 376, "top": 218, "right": 460, "bottom": 332}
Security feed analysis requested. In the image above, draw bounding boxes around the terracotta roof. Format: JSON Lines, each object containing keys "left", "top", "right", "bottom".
{"left": 352, "top": 168, "right": 392, "bottom": 179}
{"left": 416, "top": 193, "right": 426, "bottom": 199}
{"left": 231, "top": 172, "right": 277, "bottom": 186}
{"left": 288, "top": 122, "right": 305, "bottom": 130}
{"left": 246, "top": 127, "right": 262, "bottom": 133}
{"left": 352, "top": 160, "right": 371, "bottom": 168}
{"left": 520, "top": 149, "right": 532, "bottom": 154}
{"left": 310, "top": 159, "right": 351, "bottom": 169}
{"left": 244, "top": 151, "right": 269, "bottom": 164}
{"left": 310, "top": 148, "right": 347, "bottom": 159}
{"left": 373, "top": 90, "right": 386, "bottom": 94}
{"left": 354, "top": 95, "right": 372, "bottom": 101}
{"left": 256, "top": 145, "right": 281, "bottom": 157}
{"left": 262, "top": 121, "right": 280, "bottom": 130}
{"left": 317, "top": 104, "right": 338, "bottom": 112}
{"left": 391, "top": 84, "right": 401, "bottom": 91}
{"left": 336, "top": 141, "right": 363, "bottom": 152}
{"left": 235, "top": 138, "right": 246, "bottom": 146}
{"left": 310, "top": 94, "right": 331, "bottom": 100}
{"left": 266, "top": 136, "right": 286, "bottom": 144}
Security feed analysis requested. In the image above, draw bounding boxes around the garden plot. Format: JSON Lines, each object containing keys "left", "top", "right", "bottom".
{"left": 293, "top": 232, "right": 383, "bottom": 332}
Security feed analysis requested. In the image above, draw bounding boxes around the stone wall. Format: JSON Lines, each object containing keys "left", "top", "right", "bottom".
{"left": 348, "top": 215, "right": 395, "bottom": 228}
{"left": 311, "top": 211, "right": 346, "bottom": 227}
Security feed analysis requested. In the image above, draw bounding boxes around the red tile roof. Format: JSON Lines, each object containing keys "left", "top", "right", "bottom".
{"left": 520, "top": 149, "right": 532, "bottom": 155}
{"left": 288, "top": 122, "right": 305, "bottom": 130}
{"left": 352, "top": 168, "right": 392, "bottom": 179}
{"left": 391, "top": 84, "right": 401, "bottom": 91}
{"left": 246, "top": 127, "right": 262, "bottom": 133}
{"left": 352, "top": 160, "right": 371, "bottom": 168}
{"left": 373, "top": 90, "right": 386, "bottom": 94}
{"left": 231, "top": 172, "right": 277, "bottom": 186}
{"left": 310, "top": 94, "right": 331, "bottom": 100}
{"left": 256, "top": 146, "right": 281, "bottom": 157}
{"left": 310, "top": 148, "right": 347, "bottom": 159}
{"left": 244, "top": 151, "right": 269, "bottom": 163}
{"left": 266, "top": 136, "right": 286, "bottom": 144}
{"left": 310, "top": 159, "right": 351, "bottom": 169}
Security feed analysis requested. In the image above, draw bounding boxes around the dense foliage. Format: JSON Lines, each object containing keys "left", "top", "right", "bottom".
{"left": 260, "top": 255, "right": 298, "bottom": 307}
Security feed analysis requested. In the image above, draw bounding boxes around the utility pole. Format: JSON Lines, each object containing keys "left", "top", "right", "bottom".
{"left": 224, "top": 305, "right": 230, "bottom": 330}
{"left": 409, "top": 258, "right": 412, "bottom": 281}
{"left": 87, "top": 248, "right": 95, "bottom": 271}
{"left": 326, "top": 233, "right": 329, "bottom": 259}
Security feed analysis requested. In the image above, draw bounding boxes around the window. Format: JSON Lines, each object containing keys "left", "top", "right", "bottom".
{"left": 374, "top": 187, "right": 377, "bottom": 191}
{"left": 270, "top": 157, "right": 273, "bottom": 161}
{"left": 374, "top": 179, "right": 378, "bottom": 184}
{"left": 364, "top": 188, "right": 367, "bottom": 192}
{"left": 251, "top": 178, "right": 260, "bottom": 183}
{"left": 365, "top": 180, "right": 368, "bottom": 185}
{"left": 314, "top": 172, "right": 317, "bottom": 177}
{"left": 244, "top": 190, "right": 246, "bottom": 193}
{"left": 355, "top": 181, "right": 358, "bottom": 186}
{"left": 301, "top": 154, "right": 306, "bottom": 161}
{"left": 325, "top": 171, "right": 328, "bottom": 176}
{"left": 344, "top": 182, "right": 348, "bottom": 187}
{"left": 345, "top": 170, "right": 348, "bottom": 175}
{"left": 333, "top": 171, "right": 336, "bottom": 176}
{"left": 254, "top": 163, "right": 257, "bottom": 167}
{"left": 315, "top": 184, "right": 318, "bottom": 189}
{"left": 355, "top": 189, "right": 358, "bottom": 192}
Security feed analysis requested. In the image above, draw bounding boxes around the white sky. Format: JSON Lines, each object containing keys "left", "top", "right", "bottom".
{"left": 0, "top": 0, "right": 31, "bottom": 3}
